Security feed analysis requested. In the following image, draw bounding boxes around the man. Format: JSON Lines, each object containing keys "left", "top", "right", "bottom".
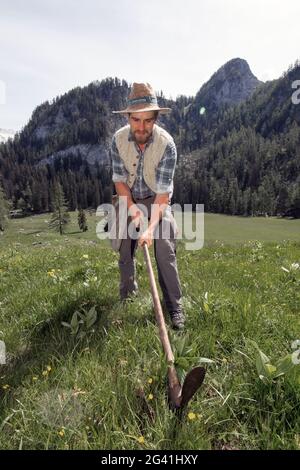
{"left": 111, "top": 82, "right": 184, "bottom": 330}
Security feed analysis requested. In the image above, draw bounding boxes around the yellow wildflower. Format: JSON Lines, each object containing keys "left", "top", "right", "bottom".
{"left": 32, "top": 376, "right": 38, "bottom": 381}
{"left": 188, "top": 412, "right": 196, "bottom": 421}
{"left": 147, "top": 378, "right": 153, "bottom": 384}
{"left": 137, "top": 436, "right": 145, "bottom": 444}
{"left": 42, "top": 370, "right": 48, "bottom": 376}
{"left": 2, "top": 384, "right": 10, "bottom": 390}
{"left": 148, "top": 393, "right": 154, "bottom": 401}
{"left": 47, "top": 365, "right": 52, "bottom": 372}
{"left": 58, "top": 429, "right": 65, "bottom": 437}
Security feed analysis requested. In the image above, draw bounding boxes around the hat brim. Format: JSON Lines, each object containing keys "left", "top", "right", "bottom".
{"left": 112, "top": 104, "right": 171, "bottom": 115}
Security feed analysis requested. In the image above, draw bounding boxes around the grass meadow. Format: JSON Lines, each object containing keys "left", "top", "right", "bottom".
{"left": 0, "top": 212, "right": 299, "bottom": 450}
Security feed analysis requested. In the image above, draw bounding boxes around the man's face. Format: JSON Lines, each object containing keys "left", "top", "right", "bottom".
{"left": 128, "top": 111, "right": 156, "bottom": 145}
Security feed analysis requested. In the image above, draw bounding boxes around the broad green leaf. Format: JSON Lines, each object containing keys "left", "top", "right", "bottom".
{"left": 198, "top": 357, "right": 215, "bottom": 364}
{"left": 255, "top": 351, "right": 275, "bottom": 379}
{"left": 264, "top": 363, "right": 277, "bottom": 375}
{"left": 87, "top": 306, "right": 96, "bottom": 320}
{"left": 256, "top": 346, "right": 270, "bottom": 364}
{"left": 247, "top": 339, "right": 270, "bottom": 362}
{"left": 275, "top": 354, "right": 294, "bottom": 377}
{"left": 70, "top": 312, "right": 79, "bottom": 333}
{"left": 176, "top": 367, "right": 186, "bottom": 385}
{"left": 176, "top": 356, "right": 214, "bottom": 364}
{"left": 248, "top": 339, "right": 272, "bottom": 380}
{"left": 77, "top": 312, "right": 86, "bottom": 321}
{"left": 86, "top": 307, "right": 97, "bottom": 328}
{"left": 276, "top": 354, "right": 300, "bottom": 383}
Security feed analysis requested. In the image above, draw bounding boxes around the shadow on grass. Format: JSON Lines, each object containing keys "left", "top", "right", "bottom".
{"left": 0, "top": 293, "right": 117, "bottom": 393}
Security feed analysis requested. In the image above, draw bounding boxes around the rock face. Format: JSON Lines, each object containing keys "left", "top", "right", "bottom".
{"left": 195, "top": 58, "right": 262, "bottom": 109}
{"left": 0, "top": 61, "right": 262, "bottom": 168}
{"left": 38, "top": 143, "right": 110, "bottom": 166}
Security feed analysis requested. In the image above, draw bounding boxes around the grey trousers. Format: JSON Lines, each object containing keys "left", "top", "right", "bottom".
{"left": 118, "top": 195, "right": 182, "bottom": 314}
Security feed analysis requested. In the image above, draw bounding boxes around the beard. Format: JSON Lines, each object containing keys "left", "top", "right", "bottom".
{"left": 133, "top": 130, "right": 151, "bottom": 144}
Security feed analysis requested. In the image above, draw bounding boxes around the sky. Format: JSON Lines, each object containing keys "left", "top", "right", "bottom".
{"left": 1, "top": 0, "right": 300, "bottom": 131}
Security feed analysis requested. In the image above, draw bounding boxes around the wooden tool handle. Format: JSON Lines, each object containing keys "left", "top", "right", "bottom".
{"left": 142, "top": 243, "right": 174, "bottom": 364}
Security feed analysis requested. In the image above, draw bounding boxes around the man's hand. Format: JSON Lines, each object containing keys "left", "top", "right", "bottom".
{"left": 138, "top": 226, "right": 154, "bottom": 248}
{"left": 128, "top": 203, "right": 144, "bottom": 229}
{"left": 138, "top": 193, "right": 169, "bottom": 248}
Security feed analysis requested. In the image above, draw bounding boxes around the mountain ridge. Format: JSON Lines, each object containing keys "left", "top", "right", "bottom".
{"left": 0, "top": 58, "right": 299, "bottom": 217}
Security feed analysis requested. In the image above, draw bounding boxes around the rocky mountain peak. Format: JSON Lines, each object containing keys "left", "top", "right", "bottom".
{"left": 195, "top": 58, "right": 262, "bottom": 109}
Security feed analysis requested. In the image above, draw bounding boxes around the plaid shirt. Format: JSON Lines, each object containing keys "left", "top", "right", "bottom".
{"left": 111, "top": 130, "right": 177, "bottom": 200}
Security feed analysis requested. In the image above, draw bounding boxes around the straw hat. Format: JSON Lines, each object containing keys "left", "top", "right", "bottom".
{"left": 112, "top": 82, "right": 171, "bottom": 115}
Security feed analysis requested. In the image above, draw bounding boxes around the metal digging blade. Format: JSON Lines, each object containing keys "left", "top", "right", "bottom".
{"left": 142, "top": 243, "right": 206, "bottom": 411}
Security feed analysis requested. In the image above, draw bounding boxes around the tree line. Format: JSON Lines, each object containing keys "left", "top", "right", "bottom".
{"left": 0, "top": 64, "right": 300, "bottom": 219}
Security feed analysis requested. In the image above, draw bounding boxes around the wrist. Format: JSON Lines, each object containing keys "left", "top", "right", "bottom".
{"left": 128, "top": 204, "right": 140, "bottom": 218}
{"left": 127, "top": 199, "right": 135, "bottom": 210}
{"left": 147, "top": 224, "right": 155, "bottom": 235}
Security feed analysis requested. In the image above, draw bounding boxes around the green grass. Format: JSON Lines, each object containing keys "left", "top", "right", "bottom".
{"left": 0, "top": 212, "right": 299, "bottom": 449}
{"left": 203, "top": 213, "right": 300, "bottom": 244}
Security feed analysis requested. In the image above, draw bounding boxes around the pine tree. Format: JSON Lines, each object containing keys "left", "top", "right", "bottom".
{"left": 276, "top": 186, "right": 290, "bottom": 216}
{"left": 0, "top": 183, "right": 9, "bottom": 232}
{"left": 78, "top": 208, "right": 88, "bottom": 232}
{"left": 49, "top": 182, "right": 70, "bottom": 235}
{"left": 289, "top": 185, "right": 300, "bottom": 218}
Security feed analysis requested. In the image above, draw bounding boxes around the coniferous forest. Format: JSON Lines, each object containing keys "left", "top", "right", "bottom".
{"left": 0, "top": 59, "right": 300, "bottom": 217}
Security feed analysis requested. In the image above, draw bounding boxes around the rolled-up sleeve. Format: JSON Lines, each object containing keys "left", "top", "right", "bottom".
{"left": 111, "top": 136, "right": 128, "bottom": 183}
{"left": 155, "top": 141, "right": 177, "bottom": 193}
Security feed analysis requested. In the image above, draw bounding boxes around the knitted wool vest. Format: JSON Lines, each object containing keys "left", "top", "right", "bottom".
{"left": 114, "top": 124, "right": 174, "bottom": 193}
